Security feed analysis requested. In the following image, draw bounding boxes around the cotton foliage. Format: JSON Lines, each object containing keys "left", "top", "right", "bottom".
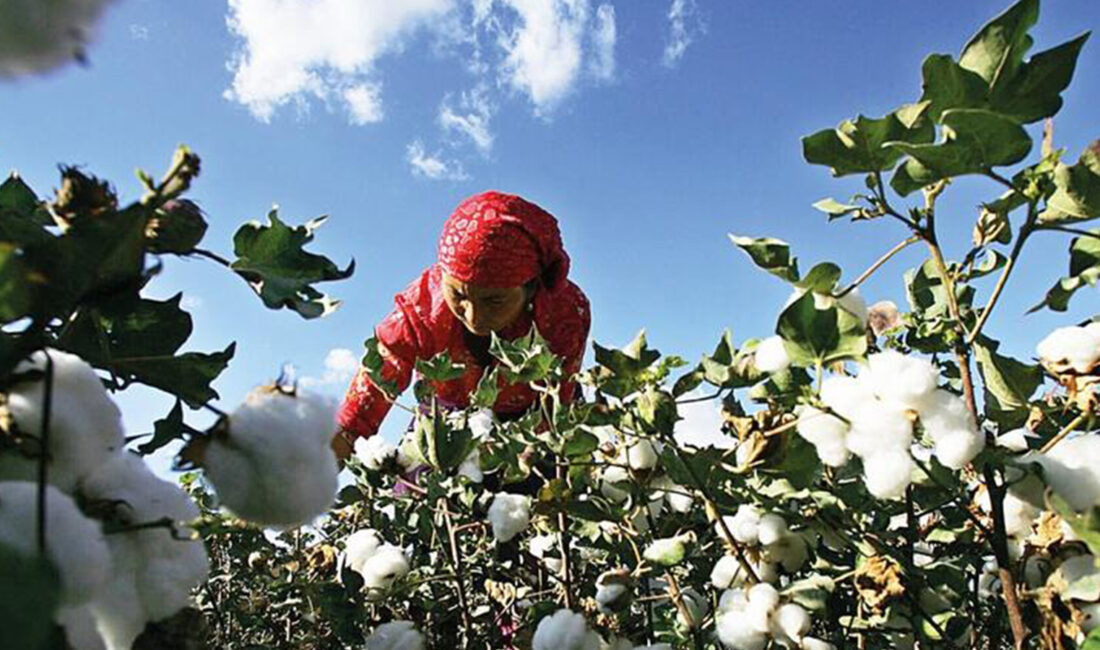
{"left": 0, "top": 481, "right": 110, "bottom": 606}
{"left": 1, "top": 349, "right": 124, "bottom": 492}
{"left": 203, "top": 386, "right": 339, "bottom": 526}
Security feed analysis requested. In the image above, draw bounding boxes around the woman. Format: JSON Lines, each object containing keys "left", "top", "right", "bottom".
{"left": 334, "top": 191, "right": 591, "bottom": 457}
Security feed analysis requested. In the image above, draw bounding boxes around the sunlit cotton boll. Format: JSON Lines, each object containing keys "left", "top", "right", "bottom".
{"left": 600, "top": 465, "right": 631, "bottom": 502}
{"left": 203, "top": 386, "right": 339, "bottom": 526}
{"left": 820, "top": 375, "right": 876, "bottom": 421}
{"left": 1037, "top": 326, "right": 1100, "bottom": 374}
{"left": 934, "top": 430, "right": 986, "bottom": 470}
{"left": 716, "top": 608, "right": 768, "bottom": 650}
{"left": 864, "top": 350, "right": 940, "bottom": 409}
{"left": 650, "top": 476, "right": 693, "bottom": 513}
{"left": 763, "top": 533, "right": 810, "bottom": 573}
{"left": 529, "top": 534, "right": 562, "bottom": 573}
{"left": 488, "top": 493, "right": 531, "bottom": 542}
{"left": 800, "top": 637, "right": 837, "bottom": 650}
{"left": 917, "top": 389, "right": 975, "bottom": 441}
{"left": 756, "top": 514, "right": 788, "bottom": 546}
{"left": 531, "top": 609, "right": 602, "bottom": 650}
{"left": 80, "top": 452, "right": 208, "bottom": 625}
{"left": 1027, "top": 436, "right": 1100, "bottom": 511}
{"left": 364, "top": 620, "right": 424, "bottom": 650}
{"left": 0, "top": 0, "right": 117, "bottom": 78}
{"left": 343, "top": 529, "right": 383, "bottom": 575}
{"left": 359, "top": 544, "right": 409, "bottom": 601}
{"left": 626, "top": 439, "right": 659, "bottom": 471}
{"left": 1, "top": 349, "right": 125, "bottom": 493}
{"left": 845, "top": 400, "right": 912, "bottom": 457}
{"left": 772, "top": 603, "right": 811, "bottom": 644}
{"left": 354, "top": 436, "right": 397, "bottom": 470}
{"left": 0, "top": 481, "right": 110, "bottom": 607}
{"left": 795, "top": 406, "right": 850, "bottom": 467}
{"left": 457, "top": 447, "right": 483, "bottom": 483}
{"left": 718, "top": 504, "right": 763, "bottom": 545}
{"left": 754, "top": 336, "right": 791, "bottom": 373}
{"left": 862, "top": 449, "right": 915, "bottom": 499}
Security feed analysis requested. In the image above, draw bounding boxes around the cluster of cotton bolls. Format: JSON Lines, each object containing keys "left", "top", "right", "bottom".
{"left": 796, "top": 350, "right": 984, "bottom": 499}
{"left": 0, "top": 349, "right": 208, "bottom": 650}
{"left": 716, "top": 583, "right": 833, "bottom": 650}
{"left": 488, "top": 492, "right": 531, "bottom": 542}
{"left": 1037, "top": 322, "right": 1100, "bottom": 375}
{"left": 533, "top": 609, "right": 672, "bottom": 650}
{"left": 0, "top": 0, "right": 117, "bottom": 78}
{"left": 201, "top": 384, "right": 339, "bottom": 526}
{"left": 342, "top": 528, "right": 411, "bottom": 601}
{"left": 363, "top": 620, "right": 425, "bottom": 650}
{"left": 711, "top": 506, "right": 808, "bottom": 586}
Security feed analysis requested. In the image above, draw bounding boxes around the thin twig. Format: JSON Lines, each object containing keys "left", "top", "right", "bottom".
{"left": 836, "top": 235, "right": 921, "bottom": 298}
{"left": 1040, "top": 410, "right": 1092, "bottom": 454}
{"left": 191, "top": 247, "right": 233, "bottom": 267}
{"left": 37, "top": 351, "right": 55, "bottom": 555}
{"left": 966, "top": 201, "right": 1037, "bottom": 345}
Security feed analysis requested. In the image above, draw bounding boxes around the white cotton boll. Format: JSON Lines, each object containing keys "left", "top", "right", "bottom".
{"left": 711, "top": 555, "right": 741, "bottom": 589}
{"left": 2, "top": 349, "right": 124, "bottom": 493}
{"left": 812, "top": 432, "right": 851, "bottom": 468}
{"left": 56, "top": 605, "right": 106, "bottom": 650}
{"left": 354, "top": 436, "right": 397, "bottom": 471}
{"left": 773, "top": 603, "right": 811, "bottom": 644}
{"left": 0, "top": 481, "right": 110, "bottom": 607}
{"left": 626, "top": 439, "right": 659, "bottom": 471}
{"left": 595, "top": 583, "right": 629, "bottom": 613}
{"left": 764, "top": 533, "right": 810, "bottom": 573}
{"left": 997, "top": 428, "right": 1035, "bottom": 452}
{"left": 1037, "top": 326, "right": 1100, "bottom": 374}
{"left": 364, "top": 620, "right": 425, "bottom": 650}
{"left": 1028, "top": 436, "right": 1100, "bottom": 511}
{"left": 716, "top": 609, "right": 768, "bottom": 650}
{"left": 862, "top": 450, "right": 915, "bottom": 499}
{"left": 488, "top": 493, "right": 531, "bottom": 543}
{"left": 755, "top": 336, "right": 791, "bottom": 373}
{"left": 532, "top": 609, "right": 601, "bottom": 650}
{"left": 204, "top": 387, "right": 339, "bottom": 526}
{"left": 643, "top": 533, "right": 691, "bottom": 567}
{"left": 600, "top": 466, "right": 631, "bottom": 502}
{"left": 530, "top": 533, "right": 562, "bottom": 573}
{"left": 467, "top": 409, "right": 495, "bottom": 438}
{"left": 864, "top": 350, "right": 940, "bottom": 408}
{"left": 747, "top": 582, "right": 780, "bottom": 612}
{"left": 728, "top": 504, "right": 763, "bottom": 545}
{"left": 359, "top": 545, "right": 409, "bottom": 600}
{"left": 977, "top": 491, "right": 1038, "bottom": 538}
{"left": 0, "top": 0, "right": 117, "bottom": 78}
{"left": 838, "top": 288, "right": 869, "bottom": 325}
{"left": 800, "top": 638, "right": 836, "bottom": 650}
{"left": 80, "top": 452, "right": 209, "bottom": 624}
{"left": 756, "top": 514, "right": 788, "bottom": 546}
{"left": 718, "top": 588, "right": 749, "bottom": 613}
{"left": 651, "top": 476, "right": 693, "bottom": 513}
{"left": 917, "top": 390, "right": 975, "bottom": 442}
{"left": 458, "top": 447, "right": 483, "bottom": 483}
{"left": 934, "top": 431, "right": 985, "bottom": 470}
{"left": 846, "top": 401, "right": 912, "bottom": 457}
{"left": 820, "top": 375, "right": 877, "bottom": 421}
{"left": 343, "top": 529, "right": 383, "bottom": 575}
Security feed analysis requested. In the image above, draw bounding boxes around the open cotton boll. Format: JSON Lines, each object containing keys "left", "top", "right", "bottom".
{"left": 595, "top": 582, "right": 629, "bottom": 613}
{"left": 532, "top": 609, "right": 601, "bottom": 650}
{"left": 820, "top": 376, "right": 875, "bottom": 421}
{"left": 1037, "top": 326, "right": 1100, "bottom": 374}
{"left": 757, "top": 514, "right": 788, "bottom": 546}
{"left": 0, "top": 0, "right": 117, "bottom": 78}
{"left": 846, "top": 401, "right": 912, "bottom": 457}
{"left": 755, "top": 336, "right": 791, "bottom": 373}
{"left": 2, "top": 349, "right": 125, "bottom": 493}
{"left": 728, "top": 504, "right": 763, "bottom": 545}
{"left": 359, "top": 544, "right": 410, "bottom": 600}
{"left": 773, "top": 603, "right": 811, "bottom": 644}
{"left": 204, "top": 387, "right": 339, "bottom": 526}
{"left": 795, "top": 406, "right": 849, "bottom": 444}
{"left": 1028, "top": 436, "right": 1100, "bottom": 511}
{"left": 934, "top": 431, "right": 985, "bottom": 470}
{"left": 354, "top": 436, "right": 397, "bottom": 471}
{"left": 917, "top": 390, "right": 975, "bottom": 442}
{"left": 862, "top": 450, "right": 915, "bottom": 499}
{"left": 711, "top": 555, "right": 742, "bottom": 589}
{"left": 457, "top": 447, "right": 483, "bottom": 483}
{"left": 0, "top": 481, "right": 110, "bottom": 607}
{"left": 800, "top": 638, "right": 837, "bottom": 650}
{"left": 977, "top": 491, "right": 1038, "bottom": 538}
{"left": 997, "top": 428, "right": 1035, "bottom": 452}
{"left": 600, "top": 466, "right": 631, "bottom": 502}
{"left": 764, "top": 533, "right": 809, "bottom": 573}
{"left": 716, "top": 608, "right": 768, "bottom": 650}
{"left": 864, "top": 350, "right": 939, "bottom": 408}
{"left": 529, "top": 534, "right": 563, "bottom": 573}
{"left": 650, "top": 476, "right": 692, "bottom": 513}
{"left": 80, "top": 452, "right": 209, "bottom": 626}
{"left": 344, "top": 529, "right": 383, "bottom": 575}
{"left": 644, "top": 533, "right": 692, "bottom": 567}
{"left": 626, "top": 439, "right": 659, "bottom": 471}
{"left": 488, "top": 493, "right": 531, "bottom": 542}
{"left": 56, "top": 605, "right": 106, "bottom": 650}
{"left": 364, "top": 620, "right": 424, "bottom": 650}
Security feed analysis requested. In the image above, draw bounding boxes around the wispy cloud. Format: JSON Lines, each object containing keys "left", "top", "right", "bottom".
{"left": 438, "top": 84, "right": 495, "bottom": 154}
{"left": 496, "top": 0, "right": 590, "bottom": 115}
{"left": 407, "top": 140, "right": 470, "bottom": 181}
{"left": 130, "top": 24, "right": 150, "bottom": 41}
{"left": 223, "top": 0, "right": 452, "bottom": 123}
{"left": 663, "top": 0, "right": 704, "bottom": 68}
{"left": 589, "top": 4, "right": 616, "bottom": 81}
{"left": 299, "top": 348, "right": 360, "bottom": 389}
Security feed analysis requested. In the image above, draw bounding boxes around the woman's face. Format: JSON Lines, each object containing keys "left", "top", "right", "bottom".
{"left": 442, "top": 272, "right": 529, "bottom": 336}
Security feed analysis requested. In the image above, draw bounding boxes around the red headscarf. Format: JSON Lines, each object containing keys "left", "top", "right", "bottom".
{"left": 437, "top": 191, "right": 570, "bottom": 291}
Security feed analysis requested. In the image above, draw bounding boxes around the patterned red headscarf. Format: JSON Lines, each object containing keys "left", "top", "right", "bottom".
{"left": 437, "top": 191, "right": 570, "bottom": 290}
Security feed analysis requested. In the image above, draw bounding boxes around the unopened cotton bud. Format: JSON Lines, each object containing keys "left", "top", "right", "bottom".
{"left": 863, "top": 450, "right": 914, "bottom": 499}
{"left": 755, "top": 336, "right": 791, "bottom": 373}
{"left": 488, "top": 493, "right": 531, "bottom": 543}
{"left": 364, "top": 620, "right": 424, "bottom": 650}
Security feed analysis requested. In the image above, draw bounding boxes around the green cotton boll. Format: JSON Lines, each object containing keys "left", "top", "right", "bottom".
{"left": 643, "top": 532, "right": 694, "bottom": 567}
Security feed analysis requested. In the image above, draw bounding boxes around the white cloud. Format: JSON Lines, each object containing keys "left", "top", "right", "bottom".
{"left": 300, "top": 348, "right": 360, "bottom": 388}
{"left": 129, "top": 24, "right": 150, "bottom": 41}
{"left": 663, "top": 0, "right": 703, "bottom": 68}
{"left": 673, "top": 390, "right": 735, "bottom": 450}
{"left": 496, "top": 0, "right": 605, "bottom": 115}
{"left": 438, "top": 84, "right": 495, "bottom": 153}
{"left": 407, "top": 140, "right": 470, "bottom": 181}
{"left": 223, "top": 0, "right": 452, "bottom": 123}
{"left": 589, "top": 3, "right": 616, "bottom": 81}
{"left": 344, "top": 82, "right": 384, "bottom": 124}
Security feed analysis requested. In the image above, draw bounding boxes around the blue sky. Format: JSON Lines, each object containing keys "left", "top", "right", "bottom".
{"left": 2, "top": 0, "right": 1099, "bottom": 449}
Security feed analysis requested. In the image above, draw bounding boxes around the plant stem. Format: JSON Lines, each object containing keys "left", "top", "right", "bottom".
{"left": 1040, "top": 409, "right": 1092, "bottom": 454}
{"left": 675, "top": 390, "right": 724, "bottom": 405}
{"left": 664, "top": 571, "right": 703, "bottom": 650}
{"left": 1040, "top": 224, "right": 1100, "bottom": 240}
{"left": 836, "top": 235, "right": 921, "bottom": 298}
{"left": 192, "top": 247, "right": 233, "bottom": 267}
{"left": 441, "top": 501, "right": 473, "bottom": 649}
{"left": 36, "top": 350, "right": 54, "bottom": 555}
{"left": 966, "top": 202, "right": 1037, "bottom": 345}
{"left": 555, "top": 459, "right": 574, "bottom": 609}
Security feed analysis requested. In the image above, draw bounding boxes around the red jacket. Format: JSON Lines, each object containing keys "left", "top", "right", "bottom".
{"left": 337, "top": 263, "right": 591, "bottom": 439}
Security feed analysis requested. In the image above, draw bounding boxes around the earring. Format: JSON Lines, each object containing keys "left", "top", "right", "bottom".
{"left": 526, "top": 301, "right": 534, "bottom": 313}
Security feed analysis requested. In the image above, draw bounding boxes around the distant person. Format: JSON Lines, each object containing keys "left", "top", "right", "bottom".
{"left": 334, "top": 191, "right": 591, "bottom": 458}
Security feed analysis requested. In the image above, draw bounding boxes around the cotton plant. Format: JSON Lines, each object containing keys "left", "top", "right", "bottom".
{"left": 715, "top": 583, "right": 830, "bottom": 650}
{"left": 199, "top": 384, "right": 340, "bottom": 526}
{"left": 712, "top": 506, "right": 808, "bottom": 584}
{"left": 342, "top": 528, "right": 410, "bottom": 601}
{"left": 531, "top": 609, "right": 602, "bottom": 650}
{"left": 363, "top": 620, "right": 425, "bottom": 650}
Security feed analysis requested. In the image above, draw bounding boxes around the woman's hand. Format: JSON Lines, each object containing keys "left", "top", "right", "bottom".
{"left": 330, "top": 428, "right": 356, "bottom": 465}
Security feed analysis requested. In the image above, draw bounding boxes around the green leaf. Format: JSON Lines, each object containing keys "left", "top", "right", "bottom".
{"left": 415, "top": 351, "right": 467, "bottom": 382}
{"left": 1049, "top": 491, "right": 1100, "bottom": 557}
{"left": 888, "top": 109, "right": 1032, "bottom": 196}
{"left": 1042, "top": 142, "right": 1100, "bottom": 223}
{"left": 415, "top": 405, "right": 474, "bottom": 472}
{"left": 636, "top": 386, "right": 679, "bottom": 436}
{"left": 137, "top": 400, "right": 187, "bottom": 455}
{"left": 360, "top": 336, "right": 399, "bottom": 398}
{"left": 561, "top": 429, "right": 598, "bottom": 458}
{"left": 959, "top": 0, "right": 1039, "bottom": 88}
{"left": 592, "top": 329, "right": 661, "bottom": 381}
{"left": 794, "top": 263, "right": 841, "bottom": 293}
{"left": 729, "top": 235, "right": 799, "bottom": 283}
{"left": 967, "top": 250, "right": 1008, "bottom": 280}
{"left": 230, "top": 211, "right": 354, "bottom": 319}
{"left": 918, "top": 54, "right": 989, "bottom": 123}
{"left": 1084, "top": 626, "right": 1100, "bottom": 650}
{"left": 783, "top": 575, "right": 835, "bottom": 611}
{"left": 0, "top": 543, "right": 60, "bottom": 650}
{"left": 773, "top": 434, "right": 821, "bottom": 490}
{"left": 111, "top": 344, "right": 236, "bottom": 408}
{"left": 60, "top": 292, "right": 193, "bottom": 361}
{"left": 812, "top": 198, "right": 861, "bottom": 220}
{"left": 776, "top": 291, "right": 867, "bottom": 366}
{"left": 974, "top": 336, "right": 1042, "bottom": 428}
{"left": 470, "top": 365, "right": 501, "bottom": 409}
{"left": 992, "top": 33, "right": 1091, "bottom": 123}
{"left": 802, "top": 110, "right": 934, "bottom": 177}
{"left": 490, "top": 327, "right": 560, "bottom": 385}
{"left": 1029, "top": 229, "right": 1100, "bottom": 312}
{"left": 0, "top": 243, "right": 32, "bottom": 324}
{"left": 0, "top": 173, "right": 47, "bottom": 225}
